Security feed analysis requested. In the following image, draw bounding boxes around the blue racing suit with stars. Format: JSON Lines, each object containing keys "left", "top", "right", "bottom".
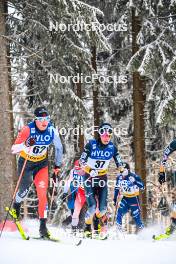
{"left": 114, "top": 172, "right": 144, "bottom": 229}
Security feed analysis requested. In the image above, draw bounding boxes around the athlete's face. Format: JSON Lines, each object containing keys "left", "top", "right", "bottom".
{"left": 100, "top": 133, "right": 111, "bottom": 145}
{"left": 35, "top": 116, "right": 50, "bottom": 131}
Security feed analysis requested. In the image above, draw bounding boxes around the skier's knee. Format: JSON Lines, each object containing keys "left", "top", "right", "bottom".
{"left": 88, "top": 205, "right": 96, "bottom": 215}
{"left": 85, "top": 205, "right": 96, "bottom": 224}
{"left": 15, "top": 189, "right": 28, "bottom": 202}
{"left": 131, "top": 208, "right": 140, "bottom": 218}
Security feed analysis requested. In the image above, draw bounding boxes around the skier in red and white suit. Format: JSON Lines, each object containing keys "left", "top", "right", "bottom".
{"left": 63, "top": 160, "right": 86, "bottom": 231}
{"left": 11, "top": 106, "right": 63, "bottom": 238}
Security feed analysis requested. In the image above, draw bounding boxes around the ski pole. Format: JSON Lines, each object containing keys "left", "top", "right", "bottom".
{"left": 0, "top": 147, "right": 31, "bottom": 238}
{"left": 112, "top": 204, "right": 118, "bottom": 226}
{"left": 112, "top": 189, "right": 125, "bottom": 239}
{"left": 112, "top": 190, "right": 122, "bottom": 226}
{"left": 48, "top": 165, "right": 68, "bottom": 222}
{"left": 48, "top": 178, "right": 57, "bottom": 220}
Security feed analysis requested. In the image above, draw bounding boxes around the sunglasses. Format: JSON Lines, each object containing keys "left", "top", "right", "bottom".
{"left": 98, "top": 127, "right": 113, "bottom": 136}
{"left": 35, "top": 116, "right": 50, "bottom": 122}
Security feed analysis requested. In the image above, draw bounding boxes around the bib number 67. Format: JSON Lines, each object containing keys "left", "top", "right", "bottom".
{"left": 33, "top": 146, "right": 46, "bottom": 154}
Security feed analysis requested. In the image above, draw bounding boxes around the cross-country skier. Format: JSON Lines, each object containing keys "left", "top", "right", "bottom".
{"left": 62, "top": 160, "right": 86, "bottom": 232}
{"left": 11, "top": 106, "right": 63, "bottom": 238}
{"left": 113, "top": 162, "right": 144, "bottom": 231}
{"left": 153, "top": 199, "right": 176, "bottom": 240}
{"left": 80, "top": 123, "right": 124, "bottom": 237}
{"left": 155, "top": 139, "right": 176, "bottom": 239}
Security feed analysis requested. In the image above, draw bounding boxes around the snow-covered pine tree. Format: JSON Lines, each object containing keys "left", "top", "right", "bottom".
{"left": 8, "top": 0, "right": 111, "bottom": 157}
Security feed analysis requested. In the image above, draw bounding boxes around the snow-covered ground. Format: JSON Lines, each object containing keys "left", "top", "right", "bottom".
{"left": 0, "top": 220, "right": 176, "bottom": 264}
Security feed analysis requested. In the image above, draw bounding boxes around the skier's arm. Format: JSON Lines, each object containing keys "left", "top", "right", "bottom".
{"left": 53, "top": 128, "right": 63, "bottom": 167}
{"left": 11, "top": 126, "right": 30, "bottom": 154}
{"left": 161, "top": 139, "right": 176, "bottom": 167}
{"left": 80, "top": 142, "right": 91, "bottom": 170}
{"left": 133, "top": 174, "right": 145, "bottom": 190}
{"left": 113, "top": 146, "right": 123, "bottom": 169}
{"left": 159, "top": 140, "right": 176, "bottom": 184}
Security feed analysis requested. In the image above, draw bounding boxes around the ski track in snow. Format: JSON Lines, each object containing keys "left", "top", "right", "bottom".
{"left": 0, "top": 220, "right": 176, "bottom": 264}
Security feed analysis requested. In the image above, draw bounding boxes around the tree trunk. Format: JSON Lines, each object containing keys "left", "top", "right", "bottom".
{"left": 91, "top": 46, "right": 100, "bottom": 134}
{"left": 0, "top": 0, "right": 16, "bottom": 221}
{"left": 76, "top": 80, "right": 84, "bottom": 154}
{"left": 132, "top": 8, "right": 147, "bottom": 221}
{"left": 75, "top": 65, "right": 84, "bottom": 158}
{"left": 4, "top": 1, "right": 17, "bottom": 186}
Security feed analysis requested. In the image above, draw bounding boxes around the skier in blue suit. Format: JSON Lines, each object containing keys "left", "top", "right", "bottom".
{"left": 113, "top": 162, "right": 144, "bottom": 231}
{"left": 80, "top": 123, "right": 124, "bottom": 237}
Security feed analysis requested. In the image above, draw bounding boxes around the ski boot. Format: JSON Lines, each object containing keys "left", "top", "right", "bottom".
{"left": 168, "top": 218, "right": 176, "bottom": 234}
{"left": 92, "top": 215, "right": 100, "bottom": 238}
{"left": 72, "top": 225, "right": 83, "bottom": 241}
{"left": 11, "top": 202, "right": 21, "bottom": 220}
{"left": 39, "top": 218, "right": 51, "bottom": 239}
{"left": 153, "top": 227, "right": 172, "bottom": 241}
{"left": 5, "top": 205, "right": 29, "bottom": 240}
{"left": 154, "top": 225, "right": 175, "bottom": 240}
{"left": 116, "top": 223, "right": 123, "bottom": 232}
{"left": 153, "top": 218, "right": 176, "bottom": 241}
{"left": 84, "top": 224, "right": 92, "bottom": 238}
{"left": 71, "top": 225, "right": 78, "bottom": 236}
{"left": 153, "top": 230, "right": 170, "bottom": 241}
{"left": 98, "top": 216, "right": 108, "bottom": 240}
{"left": 115, "top": 223, "right": 125, "bottom": 239}
{"left": 136, "top": 223, "right": 144, "bottom": 234}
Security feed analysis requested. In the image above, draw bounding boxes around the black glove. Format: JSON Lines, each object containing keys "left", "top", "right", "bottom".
{"left": 52, "top": 165, "right": 61, "bottom": 183}
{"left": 158, "top": 172, "right": 166, "bottom": 185}
{"left": 53, "top": 165, "right": 60, "bottom": 176}
{"left": 25, "top": 137, "right": 36, "bottom": 147}
{"left": 61, "top": 193, "right": 67, "bottom": 201}
{"left": 113, "top": 198, "right": 117, "bottom": 206}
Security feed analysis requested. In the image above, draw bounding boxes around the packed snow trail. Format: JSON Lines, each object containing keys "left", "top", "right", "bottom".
{"left": 0, "top": 220, "right": 176, "bottom": 264}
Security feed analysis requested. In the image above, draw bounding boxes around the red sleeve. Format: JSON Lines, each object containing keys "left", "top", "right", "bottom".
{"left": 14, "top": 126, "right": 30, "bottom": 144}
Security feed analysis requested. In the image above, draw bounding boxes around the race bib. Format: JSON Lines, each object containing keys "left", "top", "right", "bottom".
{"left": 86, "top": 157, "right": 110, "bottom": 170}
